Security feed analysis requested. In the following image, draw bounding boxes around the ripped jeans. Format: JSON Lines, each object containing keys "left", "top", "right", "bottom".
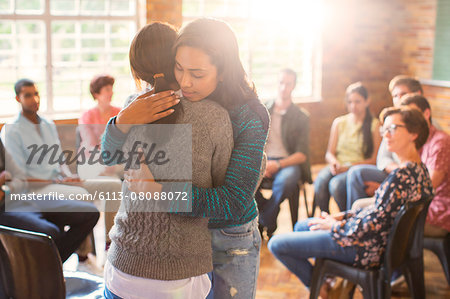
{"left": 207, "top": 217, "right": 261, "bottom": 299}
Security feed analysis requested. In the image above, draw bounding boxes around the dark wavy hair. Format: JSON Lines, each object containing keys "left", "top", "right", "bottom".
{"left": 380, "top": 107, "right": 429, "bottom": 150}
{"left": 400, "top": 94, "right": 432, "bottom": 123}
{"left": 174, "top": 18, "right": 258, "bottom": 110}
{"left": 345, "top": 82, "right": 373, "bottom": 159}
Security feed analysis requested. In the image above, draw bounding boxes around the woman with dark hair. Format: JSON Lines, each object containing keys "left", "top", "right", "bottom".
{"left": 314, "top": 82, "right": 381, "bottom": 212}
{"left": 101, "top": 19, "right": 269, "bottom": 298}
{"left": 269, "top": 107, "right": 433, "bottom": 298}
{"left": 102, "top": 22, "right": 233, "bottom": 298}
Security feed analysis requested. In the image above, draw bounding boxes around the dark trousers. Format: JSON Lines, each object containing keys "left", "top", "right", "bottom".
{"left": 256, "top": 158, "right": 301, "bottom": 234}
{"left": 0, "top": 200, "right": 99, "bottom": 262}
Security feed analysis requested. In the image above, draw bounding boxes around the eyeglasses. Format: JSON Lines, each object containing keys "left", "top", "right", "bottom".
{"left": 379, "top": 124, "right": 406, "bottom": 135}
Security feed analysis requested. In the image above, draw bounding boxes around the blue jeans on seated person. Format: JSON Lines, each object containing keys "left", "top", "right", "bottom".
{"left": 256, "top": 157, "right": 301, "bottom": 234}
{"left": 314, "top": 166, "right": 348, "bottom": 213}
{"left": 268, "top": 218, "right": 356, "bottom": 288}
{"left": 207, "top": 217, "right": 261, "bottom": 299}
{"left": 346, "top": 164, "right": 388, "bottom": 209}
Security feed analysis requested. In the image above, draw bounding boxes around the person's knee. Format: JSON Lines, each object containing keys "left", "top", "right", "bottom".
{"left": 274, "top": 167, "right": 300, "bottom": 187}
{"left": 267, "top": 235, "right": 283, "bottom": 255}
{"left": 329, "top": 176, "right": 345, "bottom": 195}
{"left": 347, "top": 166, "right": 361, "bottom": 184}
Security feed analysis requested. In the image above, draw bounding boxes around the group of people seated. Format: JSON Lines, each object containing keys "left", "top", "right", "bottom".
{"left": 0, "top": 17, "right": 449, "bottom": 299}
{"left": 0, "top": 75, "right": 124, "bottom": 274}
{"left": 260, "top": 74, "right": 449, "bottom": 297}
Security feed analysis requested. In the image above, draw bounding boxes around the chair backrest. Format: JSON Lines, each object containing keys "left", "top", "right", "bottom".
{"left": 0, "top": 225, "right": 66, "bottom": 299}
{"left": 383, "top": 197, "right": 432, "bottom": 278}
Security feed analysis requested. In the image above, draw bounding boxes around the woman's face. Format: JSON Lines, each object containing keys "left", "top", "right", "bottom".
{"left": 346, "top": 92, "right": 368, "bottom": 117}
{"left": 174, "top": 46, "right": 219, "bottom": 102}
{"left": 95, "top": 84, "right": 113, "bottom": 105}
{"left": 382, "top": 114, "right": 417, "bottom": 154}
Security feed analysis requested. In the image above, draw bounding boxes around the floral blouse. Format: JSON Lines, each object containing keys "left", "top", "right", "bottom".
{"left": 331, "top": 162, "right": 433, "bottom": 269}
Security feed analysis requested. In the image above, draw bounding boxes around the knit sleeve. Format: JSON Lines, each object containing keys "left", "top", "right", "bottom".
{"left": 166, "top": 104, "right": 269, "bottom": 221}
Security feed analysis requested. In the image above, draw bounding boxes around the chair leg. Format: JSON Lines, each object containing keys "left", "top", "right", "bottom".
{"left": 404, "top": 257, "right": 426, "bottom": 299}
{"left": 309, "top": 259, "right": 326, "bottom": 299}
{"left": 303, "top": 185, "right": 315, "bottom": 218}
{"left": 288, "top": 186, "right": 300, "bottom": 229}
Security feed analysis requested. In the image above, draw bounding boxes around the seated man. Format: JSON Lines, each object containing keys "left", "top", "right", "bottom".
{"left": 346, "top": 76, "right": 424, "bottom": 207}
{"left": 402, "top": 95, "right": 449, "bottom": 237}
{"left": 0, "top": 138, "right": 99, "bottom": 263}
{"left": 256, "top": 68, "right": 311, "bottom": 238}
{"left": 1, "top": 79, "right": 122, "bottom": 250}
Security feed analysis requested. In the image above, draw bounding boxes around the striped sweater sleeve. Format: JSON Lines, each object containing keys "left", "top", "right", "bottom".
{"left": 100, "top": 116, "right": 128, "bottom": 165}
{"left": 165, "top": 103, "right": 269, "bottom": 224}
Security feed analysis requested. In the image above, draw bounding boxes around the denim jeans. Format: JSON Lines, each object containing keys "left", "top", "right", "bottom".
{"left": 207, "top": 217, "right": 261, "bottom": 299}
{"left": 104, "top": 286, "right": 123, "bottom": 299}
{"left": 346, "top": 164, "right": 388, "bottom": 208}
{"left": 313, "top": 166, "right": 348, "bottom": 213}
{"left": 256, "top": 158, "right": 301, "bottom": 233}
{"left": 268, "top": 218, "right": 356, "bottom": 287}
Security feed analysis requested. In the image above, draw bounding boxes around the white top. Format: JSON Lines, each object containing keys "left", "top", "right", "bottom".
{"left": 104, "top": 261, "right": 211, "bottom": 299}
{"left": 265, "top": 110, "right": 289, "bottom": 158}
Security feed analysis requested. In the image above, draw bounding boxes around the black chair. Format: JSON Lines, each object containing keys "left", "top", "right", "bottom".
{"left": 0, "top": 225, "right": 104, "bottom": 299}
{"left": 259, "top": 178, "right": 312, "bottom": 230}
{"left": 424, "top": 233, "right": 450, "bottom": 285}
{"left": 309, "top": 198, "right": 431, "bottom": 299}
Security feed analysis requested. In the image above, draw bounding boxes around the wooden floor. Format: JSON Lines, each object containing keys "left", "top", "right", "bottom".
{"left": 255, "top": 165, "right": 450, "bottom": 299}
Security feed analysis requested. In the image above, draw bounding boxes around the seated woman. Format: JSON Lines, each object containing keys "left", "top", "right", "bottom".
{"left": 268, "top": 107, "right": 433, "bottom": 297}
{"left": 314, "top": 82, "right": 381, "bottom": 212}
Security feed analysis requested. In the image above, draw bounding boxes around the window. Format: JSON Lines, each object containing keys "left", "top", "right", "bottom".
{"left": 182, "top": 0, "right": 323, "bottom": 103}
{"left": 0, "top": 0, "right": 143, "bottom": 119}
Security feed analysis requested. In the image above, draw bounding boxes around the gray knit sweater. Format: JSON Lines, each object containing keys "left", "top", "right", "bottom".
{"left": 107, "top": 98, "right": 233, "bottom": 280}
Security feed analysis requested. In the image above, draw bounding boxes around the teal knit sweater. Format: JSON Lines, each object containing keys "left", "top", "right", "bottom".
{"left": 101, "top": 98, "right": 269, "bottom": 228}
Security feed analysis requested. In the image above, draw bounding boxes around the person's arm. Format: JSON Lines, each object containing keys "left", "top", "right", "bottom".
{"left": 425, "top": 135, "right": 450, "bottom": 190}
{"left": 3, "top": 150, "right": 27, "bottom": 194}
{"left": 331, "top": 167, "right": 412, "bottom": 234}
{"left": 376, "top": 139, "right": 399, "bottom": 173}
{"left": 100, "top": 91, "right": 179, "bottom": 165}
{"left": 165, "top": 104, "right": 269, "bottom": 220}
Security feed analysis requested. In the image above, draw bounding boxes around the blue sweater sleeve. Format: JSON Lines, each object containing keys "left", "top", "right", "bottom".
{"left": 165, "top": 103, "right": 269, "bottom": 223}
{"left": 100, "top": 116, "right": 128, "bottom": 165}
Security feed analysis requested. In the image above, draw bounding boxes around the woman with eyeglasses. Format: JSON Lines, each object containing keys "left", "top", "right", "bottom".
{"left": 268, "top": 107, "right": 433, "bottom": 298}
{"left": 313, "top": 82, "right": 382, "bottom": 213}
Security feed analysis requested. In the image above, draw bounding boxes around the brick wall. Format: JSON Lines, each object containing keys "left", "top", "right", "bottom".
{"left": 397, "top": 0, "right": 450, "bottom": 134}
{"left": 299, "top": 0, "right": 403, "bottom": 163}
{"left": 146, "top": 0, "right": 182, "bottom": 27}
{"left": 422, "top": 84, "right": 450, "bottom": 132}
{"left": 143, "top": 0, "right": 449, "bottom": 163}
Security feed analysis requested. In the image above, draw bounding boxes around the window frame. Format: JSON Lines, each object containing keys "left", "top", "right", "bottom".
{"left": 0, "top": 0, "right": 144, "bottom": 119}
{"left": 182, "top": 0, "right": 322, "bottom": 104}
